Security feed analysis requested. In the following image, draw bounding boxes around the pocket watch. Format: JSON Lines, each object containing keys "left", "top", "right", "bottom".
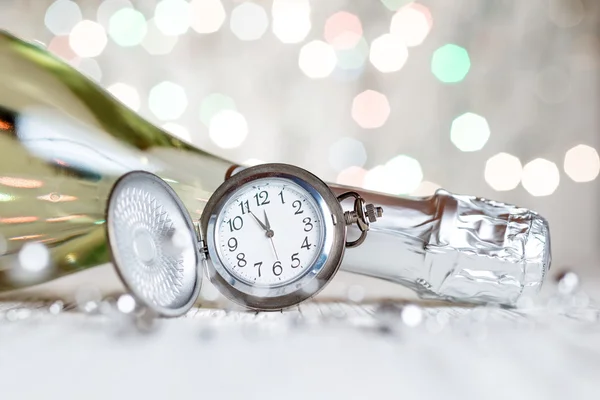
{"left": 198, "top": 163, "right": 383, "bottom": 310}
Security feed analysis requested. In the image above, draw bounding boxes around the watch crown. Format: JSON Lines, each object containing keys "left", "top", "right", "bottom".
{"left": 365, "top": 204, "right": 383, "bottom": 223}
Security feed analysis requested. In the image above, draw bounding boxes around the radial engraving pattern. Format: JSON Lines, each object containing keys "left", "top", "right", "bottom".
{"left": 111, "top": 186, "right": 185, "bottom": 308}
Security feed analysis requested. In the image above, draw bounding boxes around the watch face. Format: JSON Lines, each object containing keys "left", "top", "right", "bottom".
{"left": 202, "top": 163, "right": 347, "bottom": 310}
{"left": 214, "top": 177, "right": 324, "bottom": 287}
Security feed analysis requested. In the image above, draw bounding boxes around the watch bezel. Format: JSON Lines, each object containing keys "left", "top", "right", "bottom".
{"left": 200, "top": 163, "right": 346, "bottom": 311}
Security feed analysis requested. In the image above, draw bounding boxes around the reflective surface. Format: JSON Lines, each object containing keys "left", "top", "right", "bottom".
{"left": 0, "top": 31, "right": 551, "bottom": 307}
{"left": 332, "top": 186, "right": 551, "bottom": 305}
{"left": 0, "top": 31, "right": 227, "bottom": 297}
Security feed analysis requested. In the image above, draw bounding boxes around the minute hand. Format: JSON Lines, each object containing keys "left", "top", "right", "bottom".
{"left": 249, "top": 211, "right": 268, "bottom": 232}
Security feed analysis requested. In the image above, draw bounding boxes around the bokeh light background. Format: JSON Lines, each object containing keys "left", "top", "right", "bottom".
{"left": 0, "top": 0, "right": 598, "bottom": 280}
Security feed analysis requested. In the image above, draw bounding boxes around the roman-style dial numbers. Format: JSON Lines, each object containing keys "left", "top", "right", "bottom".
{"left": 215, "top": 178, "right": 324, "bottom": 287}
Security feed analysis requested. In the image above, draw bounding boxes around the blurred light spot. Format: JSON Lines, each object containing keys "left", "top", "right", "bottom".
{"left": 364, "top": 155, "right": 423, "bottom": 195}
{"left": 69, "top": 20, "right": 108, "bottom": 58}
{"left": 49, "top": 300, "right": 64, "bottom": 315}
{"left": 230, "top": 2, "right": 269, "bottom": 41}
{"left": 107, "top": 82, "right": 140, "bottom": 111}
{"left": 97, "top": 0, "right": 132, "bottom": 28}
{"left": 109, "top": 8, "right": 147, "bottom": 46}
{"left": 77, "top": 58, "right": 102, "bottom": 81}
{"left": 117, "top": 294, "right": 136, "bottom": 313}
{"left": 522, "top": 158, "right": 560, "bottom": 197}
{"left": 18, "top": 242, "right": 50, "bottom": 273}
{"left": 162, "top": 122, "right": 191, "bottom": 143}
{"left": 328, "top": 137, "right": 367, "bottom": 171}
{"left": 48, "top": 35, "right": 77, "bottom": 62}
{"left": 324, "top": 11, "right": 362, "bottom": 50}
{"left": 243, "top": 158, "right": 265, "bottom": 167}
{"left": 351, "top": 90, "right": 390, "bottom": 129}
{"left": 209, "top": 110, "right": 248, "bottom": 149}
{"left": 335, "top": 36, "right": 369, "bottom": 71}
{"left": 148, "top": 81, "right": 188, "bottom": 120}
{"left": 154, "top": 0, "right": 191, "bottom": 36}
{"left": 390, "top": 3, "right": 433, "bottom": 47}
{"left": 0, "top": 177, "right": 43, "bottom": 189}
{"left": 9, "top": 234, "right": 44, "bottom": 241}
{"left": 200, "top": 93, "right": 237, "bottom": 126}
{"left": 385, "top": 155, "right": 423, "bottom": 194}
{"left": 45, "top": 0, "right": 82, "bottom": 35}
{"left": 401, "top": 304, "right": 423, "bottom": 327}
{"left": 485, "top": 153, "right": 522, "bottom": 191}
{"left": 190, "top": 0, "right": 226, "bottom": 34}
{"left": 336, "top": 166, "right": 367, "bottom": 187}
{"left": 535, "top": 66, "right": 571, "bottom": 104}
{"left": 272, "top": 0, "right": 311, "bottom": 43}
{"left": 369, "top": 33, "right": 408, "bottom": 73}
{"left": 558, "top": 271, "right": 579, "bottom": 295}
{"left": 0, "top": 216, "right": 38, "bottom": 224}
{"left": 564, "top": 144, "right": 600, "bottom": 182}
{"left": 411, "top": 181, "right": 441, "bottom": 196}
{"left": 142, "top": 19, "right": 179, "bottom": 55}
{"left": 548, "top": 0, "right": 584, "bottom": 28}
{"left": 298, "top": 40, "right": 337, "bottom": 78}
{"left": 431, "top": 44, "right": 470, "bottom": 83}
{"left": 450, "top": 112, "right": 490, "bottom": 152}
{"left": 381, "top": 0, "right": 413, "bottom": 11}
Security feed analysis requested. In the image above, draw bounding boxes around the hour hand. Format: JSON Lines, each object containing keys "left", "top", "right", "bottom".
{"left": 249, "top": 211, "right": 268, "bottom": 232}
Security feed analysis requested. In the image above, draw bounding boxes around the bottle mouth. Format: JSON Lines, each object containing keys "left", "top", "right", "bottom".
{"left": 106, "top": 171, "right": 202, "bottom": 317}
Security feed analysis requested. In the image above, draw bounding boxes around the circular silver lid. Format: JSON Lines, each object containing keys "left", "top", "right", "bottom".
{"left": 107, "top": 171, "right": 201, "bottom": 317}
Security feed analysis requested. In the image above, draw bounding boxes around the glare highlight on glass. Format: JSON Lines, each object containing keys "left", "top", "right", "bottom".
{"left": 564, "top": 144, "right": 600, "bottom": 183}
{"left": 351, "top": 90, "right": 390, "bottom": 129}
{"left": 431, "top": 44, "right": 471, "bottom": 83}
{"left": 108, "top": 8, "right": 147, "bottom": 47}
{"left": 209, "top": 110, "right": 249, "bottom": 149}
{"left": 162, "top": 123, "right": 191, "bottom": 143}
{"left": 142, "top": 19, "right": 179, "bottom": 55}
{"left": 485, "top": 153, "right": 522, "bottom": 191}
{"left": 324, "top": 11, "right": 362, "bottom": 50}
{"left": 450, "top": 112, "right": 490, "bottom": 152}
{"left": 190, "top": 0, "right": 226, "bottom": 34}
{"left": 148, "top": 81, "right": 188, "bottom": 120}
{"left": 272, "top": 0, "right": 311, "bottom": 44}
{"left": 298, "top": 40, "right": 337, "bottom": 78}
{"left": 107, "top": 83, "right": 140, "bottom": 111}
{"left": 200, "top": 93, "right": 237, "bottom": 126}
{"left": 390, "top": 3, "right": 433, "bottom": 47}
{"left": 154, "top": 0, "right": 191, "bottom": 36}
{"left": 45, "top": 0, "right": 82, "bottom": 36}
{"left": 328, "top": 137, "right": 367, "bottom": 171}
{"left": 369, "top": 33, "right": 408, "bottom": 73}
{"left": 336, "top": 166, "right": 367, "bottom": 187}
{"left": 522, "top": 158, "right": 560, "bottom": 197}
{"left": 69, "top": 20, "right": 108, "bottom": 58}
{"left": 230, "top": 2, "right": 269, "bottom": 41}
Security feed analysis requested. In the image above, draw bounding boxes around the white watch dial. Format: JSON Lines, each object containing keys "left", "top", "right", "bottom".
{"left": 214, "top": 177, "right": 324, "bottom": 287}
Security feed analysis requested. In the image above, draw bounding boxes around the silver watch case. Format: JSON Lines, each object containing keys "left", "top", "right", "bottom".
{"left": 200, "top": 163, "right": 347, "bottom": 311}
